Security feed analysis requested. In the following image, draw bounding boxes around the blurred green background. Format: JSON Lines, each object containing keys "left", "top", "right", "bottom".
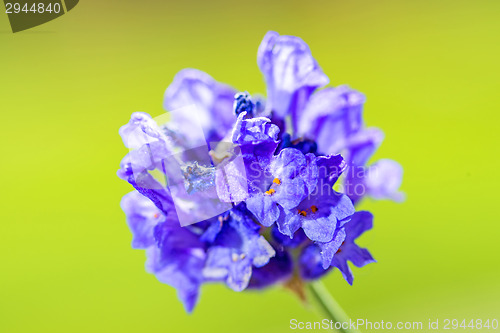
{"left": 1, "top": 0, "right": 499, "bottom": 332}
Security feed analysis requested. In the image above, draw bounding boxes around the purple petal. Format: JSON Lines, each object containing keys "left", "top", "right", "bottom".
{"left": 344, "top": 211, "right": 374, "bottom": 242}
{"left": 248, "top": 249, "right": 293, "bottom": 288}
{"left": 301, "top": 216, "right": 337, "bottom": 243}
{"left": 257, "top": 31, "right": 329, "bottom": 119}
{"left": 328, "top": 211, "right": 375, "bottom": 284}
{"left": 271, "top": 227, "right": 307, "bottom": 248}
{"left": 246, "top": 236, "right": 276, "bottom": 267}
{"left": 271, "top": 148, "right": 307, "bottom": 180}
{"left": 298, "top": 244, "right": 331, "bottom": 280}
{"left": 274, "top": 176, "right": 307, "bottom": 209}
{"left": 316, "top": 154, "right": 346, "bottom": 188}
{"left": 231, "top": 112, "right": 280, "bottom": 144}
{"left": 164, "top": 69, "right": 236, "bottom": 141}
{"left": 330, "top": 193, "right": 356, "bottom": 225}
{"left": 227, "top": 255, "right": 253, "bottom": 291}
{"left": 122, "top": 169, "right": 174, "bottom": 215}
{"left": 332, "top": 256, "right": 354, "bottom": 285}
{"left": 146, "top": 246, "right": 205, "bottom": 313}
{"left": 120, "top": 191, "right": 163, "bottom": 249}
{"left": 318, "top": 227, "right": 346, "bottom": 269}
{"left": 348, "top": 246, "right": 376, "bottom": 268}
{"left": 119, "top": 112, "right": 162, "bottom": 149}
{"left": 298, "top": 86, "right": 365, "bottom": 155}
{"left": 345, "top": 128, "right": 384, "bottom": 166}
{"left": 246, "top": 194, "right": 280, "bottom": 227}
{"left": 365, "top": 159, "right": 404, "bottom": 202}
{"left": 276, "top": 212, "right": 302, "bottom": 238}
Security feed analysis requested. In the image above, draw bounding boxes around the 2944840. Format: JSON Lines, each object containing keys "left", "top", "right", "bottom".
{"left": 5, "top": 2, "right": 61, "bottom": 14}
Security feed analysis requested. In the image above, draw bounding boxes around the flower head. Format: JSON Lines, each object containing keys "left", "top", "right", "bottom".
{"left": 118, "top": 31, "right": 402, "bottom": 312}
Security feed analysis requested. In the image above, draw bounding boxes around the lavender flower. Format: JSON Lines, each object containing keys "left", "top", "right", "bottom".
{"left": 118, "top": 31, "right": 403, "bottom": 313}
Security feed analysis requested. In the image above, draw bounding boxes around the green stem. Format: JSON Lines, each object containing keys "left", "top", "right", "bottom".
{"left": 307, "top": 280, "right": 362, "bottom": 333}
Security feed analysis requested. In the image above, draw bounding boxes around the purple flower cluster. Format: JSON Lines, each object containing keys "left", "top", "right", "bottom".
{"left": 118, "top": 31, "right": 403, "bottom": 312}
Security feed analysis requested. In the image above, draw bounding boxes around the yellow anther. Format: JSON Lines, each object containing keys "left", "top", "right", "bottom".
{"left": 265, "top": 188, "right": 276, "bottom": 195}
{"left": 273, "top": 178, "right": 281, "bottom": 185}
{"left": 298, "top": 210, "right": 307, "bottom": 217}
{"left": 310, "top": 205, "right": 318, "bottom": 213}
